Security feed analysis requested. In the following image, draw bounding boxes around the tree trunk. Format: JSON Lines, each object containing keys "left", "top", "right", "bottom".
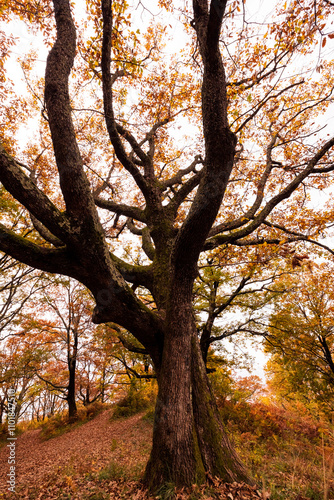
{"left": 144, "top": 294, "right": 205, "bottom": 489}
{"left": 0, "top": 397, "right": 4, "bottom": 425}
{"left": 144, "top": 294, "right": 254, "bottom": 491}
{"left": 67, "top": 387, "right": 78, "bottom": 423}
{"left": 191, "top": 332, "right": 252, "bottom": 484}
{"left": 67, "top": 356, "right": 78, "bottom": 422}
{"left": 85, "top": 385, "right": 91, "bottom": 406}
{"left": 101, "top": 366, "right": 106, "bottom": 404}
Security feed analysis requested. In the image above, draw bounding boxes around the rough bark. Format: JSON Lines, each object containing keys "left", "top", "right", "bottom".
{"left": 191, "top": 333, "right": 252, "bottom": 484}
{"left": 66, "top": 384, "right": 78, "bottom": 423}
{"left": 144, "top": 278, "right": 253, "bottom": 489}
{"left": 144, "top": 282, "right": 202, "bottom": 489}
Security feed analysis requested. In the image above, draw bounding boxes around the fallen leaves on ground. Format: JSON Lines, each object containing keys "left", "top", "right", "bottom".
{"left": 0, "top": 477, "right": 270, "bottom": 500}
{"left": 0, "top": 410, "right": 271, "bottom": 499}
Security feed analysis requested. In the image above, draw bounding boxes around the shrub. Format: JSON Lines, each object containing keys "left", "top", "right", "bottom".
{"left": 112, "top": 379, "right": 157, "bottom": 419}
{"left": 142, "top": 407, "right": 155, "bottom": 424}
{"left": 78, "top": 401, "right": 107, "bottom": 421}
{"left": 40, "top": 412, "right": 70, "bottom": 440}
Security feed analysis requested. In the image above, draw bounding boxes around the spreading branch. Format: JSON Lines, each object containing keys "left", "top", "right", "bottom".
{"left": 0, "top": 144, "right": 71, "bottom": 243}
{"left": 204, "top": 136, "right": 334, "bottom": 250}
{"left": 101, "top": 0, "right": 151, "bottom": 200}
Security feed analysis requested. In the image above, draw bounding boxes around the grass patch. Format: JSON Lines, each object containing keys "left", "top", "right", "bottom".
{"left": 155, "top": 482, "right": 176, "bottom": 500}
{"left": 142, "top": 407, "right": 155, "bottom": 424}
{"left": 98, "top": 460, "right": 127, "bottom": 481}
{"left": 110, "top": 438, "right": 118, "bottom": 451}
{"left": 97, "top": 459, "right": 144, "bottom": 483}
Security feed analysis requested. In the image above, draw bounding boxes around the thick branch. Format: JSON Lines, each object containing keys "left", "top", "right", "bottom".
{"left": 118, "top": 334, "right": 148, "bottom": 354}
{"left": 319, "top": 336, "right": 334, "bottom": 376}
{"left": 94, "top": 197, "right": 147, "bottom": 223}
{"left": 127, "top": 218, "right": 143, "bottom": 235}
{"left": 45, "top": 0, "right": 98, "bottom": 223}
{"left": 116, "top": 123, "right": 151, "bottom": 167}
{"left": 170, "top": 1, "right": 236, "bottom": 277}
{"left": 167, "top": 169, "right": 204, "bottom": 214}
{"left": 0, "top": 144, "right": 71, "bottom": 242}
{"left": 109, "top": 253, "right": 154, "bottom": 290}
{"left": 30, "top": 214, "right": 64, "bottom": 247}
{"left": 101, "top": 0, "right": 150, "bottom": 199}
{"left": 312, "top": 163, "right": 334, "bottom": 173}
{"left": 161, "top": 155, "right": 203, "bottom": 190}
{"left": 142, "top": 227, "right": 156, "bottom": 261}
{"left": 0, "top": 224, "right": 81, "bottom": 277}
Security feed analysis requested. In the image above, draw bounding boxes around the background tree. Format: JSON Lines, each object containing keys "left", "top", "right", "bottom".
{"left": 19, "top": 278, "right": 96, "bottom": 421}
{"left": 0, "top": 0, "right": 334, "bottom": 490}
{"left": 25, "top": 378, "right": 65, "bottom": 422}
{"left": 0, "top": 255, "right": 46, "bottom": 339}
{"left": 265, "top": 261, "right": 334, "bottom": 418}
{"left": 0, "top": 330, "right": 49, "bottom": 423}
{"left": 77, "top": 324, "right": 132, "bottom": 406}
{"left": 194, "top": 247, "right": 294, "bottom": 366}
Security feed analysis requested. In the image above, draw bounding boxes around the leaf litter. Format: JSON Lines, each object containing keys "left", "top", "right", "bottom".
{"left": 0, "top": 410, "right": 270, "bottom": 499}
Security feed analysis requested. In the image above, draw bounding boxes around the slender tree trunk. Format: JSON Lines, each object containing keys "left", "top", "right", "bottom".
{"left": 67, "top": 356, "right": 78, "bottom": 422}
{"left": 67, "top": 387, "right": 78, "bottom": 422}
{"left": 50, "top": 394, "right": 56, "bottom": 416}
{"left": 85, "top": 385, "right": 90, "bottom": 406}
{"left": 67, "top": 325, "right": 78, "bottom": 422}
{"left": 0, "top": 399, "right": 4, "bottom": 425}
{"left": 101, "top": 366, "right": 106, "bottom": 404}
{"left": 144, "top": 294, "right": 253, "bottom": 491}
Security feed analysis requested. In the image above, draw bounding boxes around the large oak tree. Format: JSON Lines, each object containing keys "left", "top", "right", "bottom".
{"left": 1, "top": 0, "right": 334, "bottom": 490}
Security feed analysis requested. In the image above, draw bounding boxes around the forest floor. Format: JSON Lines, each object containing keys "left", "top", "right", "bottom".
{"left": 0, "top": 410, "right": 154, "bottom": 499}
{"left": 0, "top": 404, "right": 332, "bottom": 499}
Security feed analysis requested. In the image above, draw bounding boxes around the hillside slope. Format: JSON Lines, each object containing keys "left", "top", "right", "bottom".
{"left": 0, "top": 410, "right": 153, "bottom": 498}
{"left": 1, "top": 404, "right": 329, "bottom": 499}
{"left": 0, "top": 409, "right": 268, "bottom": 499}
